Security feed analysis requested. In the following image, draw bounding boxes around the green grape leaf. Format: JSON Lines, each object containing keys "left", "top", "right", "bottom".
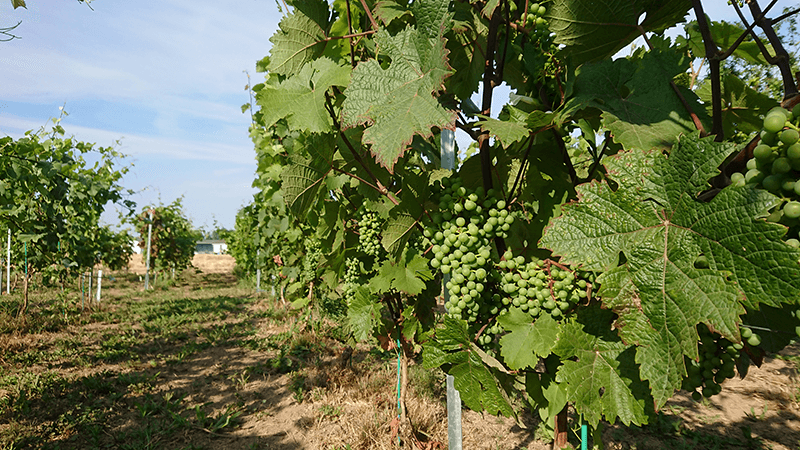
{"left": 423, "top": 316, "right": 515, "bottom": 417}
{"left": 381, "top": 209, "right": 420, "bottom": 257}
{"left": 373, "top": 252, "right": 431, "bottom": 296}
{"left": 547, "top": 0, "right": 691, "bottom": 66}
{"left": 553, "top": 312, "right": 649, "bottom": 427}
{"left": 679, "top": 20, "right": 771, "bottom": 66}
{"left": 475, "top": 116, "right": 529, "bottom": 149}
{"left": 256, "top": 58, "right": 351, "bottom": 133}
{"left": 341, "top": 26, "right": 456, "bottom": 172}
{"left": 411, "top": 0, "right": 452, "bottom": 38}
{"left": 541, "top": 134, "right": 800, "bottom": 409}
{"left": 348, "top": 285, "right": 383, "bottom": 342}
{"left": 268, "top": 0, "right": 330, "bottom": 75}
{"left": 498, "top": 308, "right": 559, "bottom": 370}
{"left": 375, "top": 0, "right": 412, "bottom": 25}
{"left": 280, "top": 135, "right": 336, "bottom": 218}
{"left": 697, "top": 74, "right": 778, "bottom": 137}
{"left": 444, "top": 1, "right": 487, "bottom": 101}
{"left": 526, "top": 372, "right": 568, "bottom": 432}
{"left": 566, "top": 49, "right": 707, "bottom": 152}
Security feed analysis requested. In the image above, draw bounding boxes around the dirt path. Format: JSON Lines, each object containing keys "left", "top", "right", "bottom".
{"left": 2, "top": 265, "right": 800, "bottom": 449}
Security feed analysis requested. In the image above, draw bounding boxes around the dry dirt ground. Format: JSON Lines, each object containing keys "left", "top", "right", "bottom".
{"left": 1, "top": 255, "right": 799, "bottom": 449}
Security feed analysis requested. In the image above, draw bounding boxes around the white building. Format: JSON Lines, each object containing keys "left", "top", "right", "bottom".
{"left": 195, "top": 240, "right": 228, "bottom": 255}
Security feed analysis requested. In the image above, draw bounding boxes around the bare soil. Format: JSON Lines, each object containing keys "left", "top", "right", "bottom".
{"left": 1, "top": 260, "right": 799, "bottom": 450}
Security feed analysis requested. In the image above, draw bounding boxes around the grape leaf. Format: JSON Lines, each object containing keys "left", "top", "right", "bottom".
{"left": 373, "top": 252, "right": 431, "bottom": 296}
{"left": 423, "top": 316, "right": 515, "bottom": 417}
{"left": 475, "top": 116, "right": 528, "bottom": 149}
{"left": 697, "top": 74, "right": 778, "bottom": 138}
{"left": 498, "top": 308, "right": 559, "bottom": 370}
{"left": 546, "top": 0, "right": 691, "bottom": 66}
{"left": 256, "top": 58, "right": 351, "bottom": 133}
{"left": 444, "top": 1, "right": 488, "bottom": 101}
{"left": 679, "top": 20, "right": 771, "bottom": 66}
{"left": 381, "top": 209, "right": 420, "bottom": 257}
{"left": 566, "top": 49, "right": 707, "bottom": 152}
{"left": 268, "top": 0, "right": 330, "bottom": 75}
{"left": 375, "top": 0, "right": 412, "bottom": 25}
{"left": 526, "top": 372, "right": 568, "bottom": 433}
{"left": 348, "top": 285, "right": 383, "bottom": 342}
{"left": 280, "top": 134, "right": 336, "bottom": 218}
{"left": 341, "top": 25, "right": 456, "bottom": 172}
{"left": 541, "top": 133, "right": 800, "bottom": 408}
{"left": 553, "top": 308, "right": 650, "bottom": 427}
{"left": 411, "top": 0, "right": 452, "bottom": 38}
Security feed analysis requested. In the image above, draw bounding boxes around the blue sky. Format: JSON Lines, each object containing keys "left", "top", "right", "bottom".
{"left": 0, "top": 0, "right": 794, "bottom": 233}
{"left": 0, "top": 0, "right": 281, "bottom": 231}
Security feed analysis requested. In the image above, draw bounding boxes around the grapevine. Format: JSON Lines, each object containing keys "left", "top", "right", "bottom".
{"left": 239, "top": 0, "right": 800, "bottom": 445}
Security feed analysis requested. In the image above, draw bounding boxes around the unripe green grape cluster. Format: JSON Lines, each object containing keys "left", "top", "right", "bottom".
{"left": 343, "top": 257, "right": 361, "bottom": 306}
{"left": 424, "top": 176, "right": 515, "bottom": 322}
{"left": 517, "top": 1, "right": 547, "bottom": 31}
{"left": 301, "top": 238, "right": 322, "bottom": 283}
{"left": 732, "top": 105, "right": 800, "bottom": 243}
{"left": 495, "top": 252, "right": 594, "bottom": 320}
{"left": 682, "top": 323, "right": 741, "bottom": 400}
{"left": 358, "top": 209, "right": 383, "bottom": 256}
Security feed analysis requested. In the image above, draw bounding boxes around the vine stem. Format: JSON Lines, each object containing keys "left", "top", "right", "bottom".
{"left": 691, "top": 0, "right": 723, "bottom": 139}
{"left": 345, "top": 0, "right": 356, "bottom": 68}
{"left": 357, "top": 0, "right": 379, "bottom": 30}
{"left": 746, "top": 0, "right": 799, "bottom": 100}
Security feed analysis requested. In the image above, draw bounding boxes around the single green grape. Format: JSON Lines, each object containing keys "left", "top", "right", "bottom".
{"left": 772, "top": 157, "right": 792, "bottom": 174}
{"left": 784, "top": 201, "right": 800, "bottom": 219}
{"left": 781, "top": 129, "right": 800, "bottom": 145}
{"left": 762, "top": 174, "right": 784, "bottom": 192}
{"left": 753, "top": 144, "right": 773, "bottom": 160}
{"left": 764, "top": 114, "right": 786, "bottom": 134}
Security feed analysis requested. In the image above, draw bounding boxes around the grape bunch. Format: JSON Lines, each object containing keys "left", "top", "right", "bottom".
{"left": 508, "top": 1, "right": 548, "bottom": 31}
{"left": 357, "top": 208, "right": 383, "bottom": 257}
{"left": 301, "top": 238, "right": 322, "bottom": 284}
{"left": 495, "top": 252, "right": 594, "bottom": 320}
{"left": 343, "top": 257, "right": 361, "bottom": 306}
{"left": 424, "top": 176, "right": 515, "bottom": 322}
{"left": 682, "top": 324, "right": 740, "bottom": 400}
{"left": 732, "top": 104, "right": 800, "bottom": 243}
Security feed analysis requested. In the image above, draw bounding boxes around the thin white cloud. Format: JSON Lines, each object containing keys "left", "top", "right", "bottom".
{"left": 0, "top": 114, "right": 255, "bottom": 164}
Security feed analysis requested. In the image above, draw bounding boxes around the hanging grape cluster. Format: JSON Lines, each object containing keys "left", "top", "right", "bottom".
{"left": 495, "top": 252, "right": 594, "bottom": 320}
{"left": 343, "top": 256, "right": 361, "bottom": 306}
{"left": 301, "top": 238, "right": 321, "bottom": 284}
{"left": 682, "top": 323, "right": 749, "bottom": 400}
{"left": 358, "top": 208, "right": 383, "bottom": 257}
{"left": 424, "top": 176, "right": 596, "bottom": 330}
{"left": 732, "top": 105, "right": 800, "bottom": 246}
{"left": 507, "top": 1, "right": 548, "bottom": 33}
{"left": 424, "top": 176, "right": 514, "bottom": 323}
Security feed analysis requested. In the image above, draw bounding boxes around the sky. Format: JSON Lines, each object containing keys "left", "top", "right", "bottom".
{"left": 0, "top": 0, "right": 795, "bottom": 233}
{"left": 0, "top": 0, "right": 282, "bottom": 231}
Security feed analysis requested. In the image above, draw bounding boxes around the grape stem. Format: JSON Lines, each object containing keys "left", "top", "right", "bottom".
{"left": 783, "top": 122, "right": 800, "bottom": 132}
